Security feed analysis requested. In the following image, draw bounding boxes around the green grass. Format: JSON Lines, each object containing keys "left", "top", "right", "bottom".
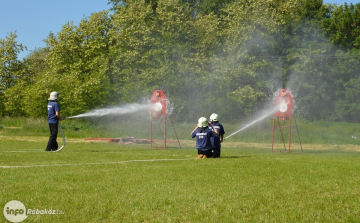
{"left": 1, "top": 116, "right": 360, "bottom": 145}
{"left": 1, "top": 138, "right": 360, "bottom": 222}
{"left": 1, "top": 118, "right": 360, "bottom": 222}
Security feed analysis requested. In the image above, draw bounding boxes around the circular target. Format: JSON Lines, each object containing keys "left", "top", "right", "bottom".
{"left": 279, "top": 101, "right": 288, "bottom": 112}
{"left": 154, "top": 102, "right": 162, "bottom": 112}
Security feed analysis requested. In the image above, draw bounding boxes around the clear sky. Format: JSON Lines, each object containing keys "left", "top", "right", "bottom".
{"left": 0, "top": 0, "right": 359, "bottom": 60}
{"left": 0, "top": 0, "right": 112, "bottom": 60}
{"left": 326, "top": 0, "right": 359, "bottom": 4}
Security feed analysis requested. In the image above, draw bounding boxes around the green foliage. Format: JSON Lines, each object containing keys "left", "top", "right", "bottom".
{"left": 1, "top": 0, "right": 360, "bottom": 123}
{"left": 0, "top": 32, "right": 28, "bottom": 116}
{"left": 42, "top": 11, "right": 113, "bottom": 117}
{"left": 321, "top": 3, "right": 360, "bottom": 48}
{"left": 0, "top": 31, "right": 27, "bottom": 91}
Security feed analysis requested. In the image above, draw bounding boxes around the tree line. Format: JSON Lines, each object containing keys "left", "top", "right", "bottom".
{"left": 1, "top": 0, "right": 360, "bottom": 123}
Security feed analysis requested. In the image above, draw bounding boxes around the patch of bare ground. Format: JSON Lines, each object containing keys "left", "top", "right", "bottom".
{"left": 0, "top": 135, "right": 104, "bottom": 143}
{"left": 0, "top": 136, "right": 359, "bottom": 151}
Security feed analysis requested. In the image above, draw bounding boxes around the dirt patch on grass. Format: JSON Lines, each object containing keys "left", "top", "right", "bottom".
{"left": 303, "top": 144, "right": 360, "bottom": 152}
{"left": 0, "top": 135, "right": 104, "bottom": 143}
{"left": 0, "top": 136, "right": 359, "bottom": 152}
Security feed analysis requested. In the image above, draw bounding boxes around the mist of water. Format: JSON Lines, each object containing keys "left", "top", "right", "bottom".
{"left": 224, "top": 104, "right": 280, "bottom": 140}
{"left": 68, "top": 103, "right": 162, "bottom": 119}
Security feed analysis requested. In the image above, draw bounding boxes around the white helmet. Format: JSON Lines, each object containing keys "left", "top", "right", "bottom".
{"left": 210, "top": 113, "right": 219, "bottom": 122}
{"left": 48, "top": 91, "right": 59, "bottom": 100}
{"left": 198, "top": 117, "right": 208, "bottom": 127}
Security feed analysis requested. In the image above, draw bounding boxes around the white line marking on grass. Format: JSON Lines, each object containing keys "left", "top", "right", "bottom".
{"left": 0, "top": 158, "right": 191, "bottom": 168}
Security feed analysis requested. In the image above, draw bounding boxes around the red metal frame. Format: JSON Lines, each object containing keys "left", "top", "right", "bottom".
{"left": 150, "top": 90, "right": 167, "bottom": 148}
{"left": 271, "top": 89, "right": 302, "bottom": 153}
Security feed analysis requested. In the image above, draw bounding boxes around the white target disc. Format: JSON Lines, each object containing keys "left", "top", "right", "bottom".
{"left": 279, "top": 101, "right": 288, "bottom": 112}
{"left": 154, "top": 102, "right": 162, "bottom": 111}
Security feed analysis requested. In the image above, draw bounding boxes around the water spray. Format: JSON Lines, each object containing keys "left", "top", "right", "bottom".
{"left": 67, "top": 103, "right": 161, "bottom": 119}
{"left": 224, "top": 105, "right": 280, "bottom": 140}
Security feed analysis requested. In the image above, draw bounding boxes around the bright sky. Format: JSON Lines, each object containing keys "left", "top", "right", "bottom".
{"left": 326, "top": 0, "right": 359, "bottom": 3}
{"left": 0, "top": 0, "right": 112, "bottom": 60}
{"left": 0, "top": 0, "right": 358, "bottom": 60}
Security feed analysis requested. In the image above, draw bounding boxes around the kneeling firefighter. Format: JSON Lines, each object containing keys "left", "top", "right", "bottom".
{"left": 191, "top": 117, "right": 218, "bottom": 158}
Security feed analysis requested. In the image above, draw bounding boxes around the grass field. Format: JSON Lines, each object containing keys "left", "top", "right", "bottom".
{"left": 1, "top": 118, "right": 360, "bottom": 222}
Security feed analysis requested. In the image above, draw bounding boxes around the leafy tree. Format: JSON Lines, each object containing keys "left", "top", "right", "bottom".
{"left": 321, "top": 3, "right": 360, "bottom": 49}
{"left": 274, "top": 0, "right": 336, "bottom": 120}
{"left": 0, "top": 31, "right": 27, "bottom": 91}
{"left": 108, "top": 0, "right": 226, "bottom": 120}
{"left": 41, "top": 10, "right": 113, "bottom": 116}
{"left": 18, "top": 47, "right": 51, "bottom": 117}
{"left": 2, "top": 47, "right": 52, "bottom": 117}
{"left": 0, "top": 31, "right": 27, "bottom": 116}
{"left": 336, "top": 75, "right": 360, "bottom": 122}
{"left": 212, "top": 0, "right": 298, "bottom": 120}
{"left": 1, "top": 0, "right": 360, "bottom": 124}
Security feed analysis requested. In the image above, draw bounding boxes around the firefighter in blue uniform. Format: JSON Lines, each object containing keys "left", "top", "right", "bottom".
{"left": 191, "top": 117, "right": 218, "bottom": 159}
{"left": 209, "top": 113, "right": 225, "bottom": 158}
{"left": 46, "top": 91, "right": 65, "bottom": 151}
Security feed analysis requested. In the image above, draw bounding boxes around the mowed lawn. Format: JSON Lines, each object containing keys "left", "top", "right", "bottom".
{"left": 1, "top": 137, "right": 360, "bottom": 223}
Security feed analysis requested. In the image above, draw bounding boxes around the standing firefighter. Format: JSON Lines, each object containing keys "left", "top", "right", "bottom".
{"left": 191, "top": 117, "right": 219, "bottom": 159}
{"left": 209, "top": 113, "right": 225, "bottom": 158}
{"left": 46, "top": 91, "right": 65, "bottom": 151}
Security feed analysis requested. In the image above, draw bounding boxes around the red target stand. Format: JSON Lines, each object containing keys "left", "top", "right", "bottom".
{"left": 150, "top": 90, "right": 181, "bottom": 149}
{"left": 271, "top": 89, "right": 303, "bottom": 153}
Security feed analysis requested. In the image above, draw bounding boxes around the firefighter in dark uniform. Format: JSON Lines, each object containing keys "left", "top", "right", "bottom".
{"left": 46, "top": 91, "right": 65, "bottom": 151}
{"left": 191, "top": 117, "right": 218, "bottom": 158}
{"left": 209, "top": 113, "right": 225, "bottom": 158}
